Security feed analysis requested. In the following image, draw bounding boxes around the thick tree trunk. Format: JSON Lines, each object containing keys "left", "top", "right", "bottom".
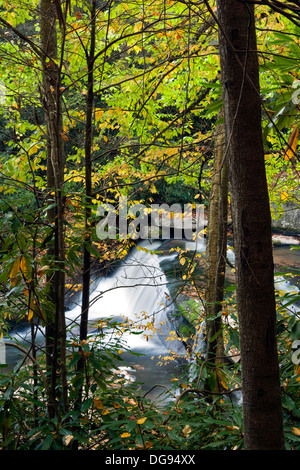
{"left": 216, "top": 0, "right": 285, "bottom": 449}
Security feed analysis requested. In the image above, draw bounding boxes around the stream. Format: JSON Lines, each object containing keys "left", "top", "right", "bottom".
{"left": 2, "top": 234, "right": 300, "bottom": 402}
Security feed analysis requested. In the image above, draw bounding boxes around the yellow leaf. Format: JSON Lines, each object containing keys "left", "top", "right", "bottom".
{"left": 10, "top": 258, "right": 21, "bottom": 286}
{"left": 93, "top": 398, "right": 103, "bottom": 409}
{"left": 28, "top": 306, "right": 34, "bottom": 322}
{"left": 179, "top": 257, "right": 186, "bottom": 266}
{"left": 149, "top": 185, "right": 157, "bottom": 194}
{"left": 95, "top": 109, "right": 104, "bottom": 121}
{"left": 28, "top": 145, "right": 38, "bottom": 156}
{"left": 284, "top": 126, "right": 299, "bottom": 161}
{"left": 121, "top": 432, "right": 131, "bottom": 438}
{"left": 280, "top": 191, "right": 288, "bottom": 202}
{"left": 64, "top": 435, "right": 73, "bottom": 446}
{"left": 292, "top": 427, "right": 300, "bottom": 436}
{"left": 137, "top": 417, "right": 147, "bottom": 425}
{"left": 102, "top": 408, "right": 109, "bottom": 415}
{"left": 182, "top": 424, "right": 191, "bottom": 436}
{"left": 19, "top": 256, "right": 27, "bottom": 273}
{"left": 217, "top": 369, "right": 228, "bottom": 390}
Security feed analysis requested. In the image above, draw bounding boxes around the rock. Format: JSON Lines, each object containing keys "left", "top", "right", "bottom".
{"left": 272, "top": 202, "right": 300, "bottom": 233}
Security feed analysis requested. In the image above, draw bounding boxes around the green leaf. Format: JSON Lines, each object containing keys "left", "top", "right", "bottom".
{"left": 291, "top": 321, "right": 300, "bottom": 341}
{"left": 37, "top": 433, "right": 55, "bottom": 450}
{"left": 81, "top": 397, "right": 93, "bottom": 413}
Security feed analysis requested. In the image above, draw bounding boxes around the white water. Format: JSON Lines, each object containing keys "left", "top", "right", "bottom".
{"left": 66, "top": 239, "right": 187, "bottom": 356}
{"left": 3, "top": 237, "right": 299, "bottom": 399}
{"left": 4, "top": 239, "right": 189, "bottom": 400}
{"left": 274, "top": 276, "right": 300, "bottom": 315}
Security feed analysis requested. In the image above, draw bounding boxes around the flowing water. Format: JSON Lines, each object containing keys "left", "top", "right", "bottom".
{"left": 2, "top": 235, "right": 300, "bottom": 402}
{"left": 65, "top": 239, "right": 190, "bottom": 400}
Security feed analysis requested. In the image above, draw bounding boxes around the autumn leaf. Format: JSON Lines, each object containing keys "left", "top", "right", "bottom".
{"left": 121, "top": 432, "right": 131, "bottom": 438}
{"left": 95, "top": 108, "right": 104, "bottom": 121}
{"left": 28, "top": 145, "right": 38, "bottom": 155}
{"left": 225, "top": 425, "right": 240, "bottom": 432}
{"left": 61, "top": 132, "right": 69, "bottom": 141}
{"left": 9, "top": 258, "right": 21, "bottom": 286}
{"left": 217, "top": 369, "right": 228, "bottom": 390}
{"left": 64, "top": 435, "right": 74, "bottom": 446}
{"left": 28, "top": 301, "right": 34, "bottom": 321}
{"left": 137, "top": 417, "right": 147, "bottom": 425}
{"left": 10, "top": 256, "right": 29, "bottom": 286}
{"left": 284, "top": 126, "right": 299, "bottom": 161}
{"left": 93, "top": 398, "right": 103, "bottom": 409}
{"left": 292, "top": 427, "right": 300, "bottom": 437}
{"left": 182, "top": 424, "right": 191, "bottom": 437}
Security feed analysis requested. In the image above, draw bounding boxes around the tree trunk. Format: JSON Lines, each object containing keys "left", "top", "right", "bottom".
{"left": 205, "top": 112, "right": 228, "bottom": 392}
{"left": 216, "top": 0, "right": 285, "bottom": 449}
{"left": 39, "top": 0, "right": 68, "bottom": 415}
{"left": 75, "top": 0, "right": 96, "bottom": 390}
{"left": 79, "top": 0, "right": 96, "bottom": 350}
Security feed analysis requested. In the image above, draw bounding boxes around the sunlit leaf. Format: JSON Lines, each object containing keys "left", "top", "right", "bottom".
{"left": 284, "top": 126, "right": 299, "bottom": 161}
{"left": 182, "top": 424, "right": 191, "bottom": 436}
{"left": 292, "top": 427, "right": 300, "bottom": 437}
{"left": 137, "top": 417, "right": 147, "bottom": 425}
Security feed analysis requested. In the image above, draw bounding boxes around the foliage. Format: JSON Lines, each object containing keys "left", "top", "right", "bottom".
{"left": 0, "top": 300, "right": 298, "bottom": 450}
{"left": 0, "top": 327, "right": 245, "bottom": 450}
{"left": 0, "top": 0, "right": 299, "bottom": 451}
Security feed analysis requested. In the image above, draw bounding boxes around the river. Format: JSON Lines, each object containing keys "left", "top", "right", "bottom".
{"left": 2, "top": 234, "right": 300, "bottom": 402}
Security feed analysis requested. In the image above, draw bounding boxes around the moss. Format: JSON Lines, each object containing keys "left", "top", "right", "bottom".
{"left": 172, "top": 295, "right": 204, "bottom": 350}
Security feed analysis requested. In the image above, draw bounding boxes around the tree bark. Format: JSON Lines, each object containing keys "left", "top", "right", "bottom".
{"left": 216, "top": 0, "right": 285, "bottom": 449}
{"left": 205, "top": 112, "right": 228, "bottom": 392}
{"left": 39, "top": 0, "right": 68, "bottom": 415}
{"left": 79, "top": 0, "right": 96, "bottom": 351}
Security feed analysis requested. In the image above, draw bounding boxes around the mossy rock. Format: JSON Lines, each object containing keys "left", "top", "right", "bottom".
{"left": 171, "top": 294, "right": 203, "bottom": 350}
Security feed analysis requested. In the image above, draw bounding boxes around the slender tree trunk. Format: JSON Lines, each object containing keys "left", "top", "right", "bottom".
{"left": 39, "top": 0, "right": 68, "bottom": 415}
{"left": 205, "top": 112, "right": 228, "bottom": 392}
{"left": 79, "top": 0, "right": 96, "bottom": 350}
{"left": 74, "top": 2, "right": 97, "bottom": 420}
{"left": 71, "top": 3, "right": 96, "bottom": 450}
{"left": 216, "top": 0, "right": 284, "bottom": 449}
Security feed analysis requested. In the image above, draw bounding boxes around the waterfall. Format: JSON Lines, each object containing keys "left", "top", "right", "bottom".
{"left": 3, "top": 237, "right": 298, "bottom": 399}
{"left": 65, "top": 239, "right": 187, "bottom": 357}
{"left": 3, "top": 239, "right": 188, "bottom": 399}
